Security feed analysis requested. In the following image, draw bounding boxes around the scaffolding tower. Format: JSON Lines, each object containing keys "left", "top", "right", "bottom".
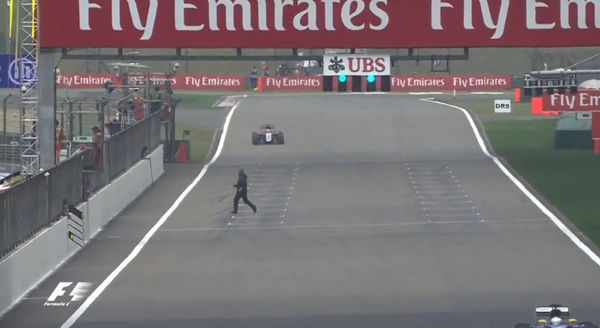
{"left": 17, "top": 0, "right": 40, "bottom": 175}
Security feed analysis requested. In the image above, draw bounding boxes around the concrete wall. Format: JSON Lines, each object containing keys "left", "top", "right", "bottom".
{"left": 0, "top": 145, "right": 164, "bottom": 316}
{"left": 86, "top": 146, "right": 164, "bottom": 240}
{"left": 0, "top": 219, "right": 79, "bottom": 315}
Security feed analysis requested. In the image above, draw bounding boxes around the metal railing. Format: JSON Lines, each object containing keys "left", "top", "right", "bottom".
{"left": 0, "top": 143, "right": 22, "bottom": 165}
{"left": 0, "top": 152, "right": 85, "bottom": 257}
{"left": 0, "top": 111, "right": 164, "bottom": 258}
{"left": 105, "top": 111, "right": 162, "bottom": 180}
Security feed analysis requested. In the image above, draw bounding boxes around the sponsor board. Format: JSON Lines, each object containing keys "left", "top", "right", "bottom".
{"left": 126, "top": 73, "right": 178, "bottom": 87}
{"left": 0, "top": 54, "right": 37, "bottom": 88}
{"left": 594, "top": 113, "right": 600, "bottom": 140}
{"left": 179, "top": 75, "right": 246, "bottom": 90}
{"left": 259, "top": 76, "right": 322, "bottom": 91}
{"left": 54, "top": 73, "right": 511, "bottom": 92}
{"left": 41, "top": 0, "right": 600, "bottom": 48}
{"left": 542, "top": 91, "right": 600, "bottom": 112}
{"left": 323, "top": 55, "right": 391, "bottom": 76}
{"left": 0, "top": 55, "right": 12, "bottom": 88}
{"left": 56, "top": 74, "right": 121, "bottom": 88}
{"left": 56, "top": 74, "right": 246, "bottom": 90}
{"left": 391, "top": 75, "right": 512, "bottom": 91}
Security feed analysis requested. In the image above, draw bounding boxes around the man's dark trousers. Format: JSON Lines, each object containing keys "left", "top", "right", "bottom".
{"left": 233, "top": 191, "right": 256, "bottom": 214}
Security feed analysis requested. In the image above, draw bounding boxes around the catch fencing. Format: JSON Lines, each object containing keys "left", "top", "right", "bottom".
{"left": 0, "top": 152, "right": 85, "bottom": 257}
{"left": 106, "top": 111, "right": 162, "bottom": 180}
{"left": 0, "top": 111, "right": 164, "bottom": 258}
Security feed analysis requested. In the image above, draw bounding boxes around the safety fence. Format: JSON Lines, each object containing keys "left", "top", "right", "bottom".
{"left": 0, "top": 152, "right": 85, "bottom": 258}
{"left": 0, "top": 111, "right": 164, "bottom": 258}
{"left": 83, "top": 111, "right": 163, "bottom": 194}
{"left": 106, "top": 111, "right": 162, "bottom": 180}
{"left": 0, "top": 143, "right": 21, "bottom": 166}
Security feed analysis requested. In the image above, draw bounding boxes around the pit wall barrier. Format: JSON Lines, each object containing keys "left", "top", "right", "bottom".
{"left": 53, "top": 73, "right": 513, "bottom": 92}
{"left": 0, "top": 145, "right": 164, "bottom": 316}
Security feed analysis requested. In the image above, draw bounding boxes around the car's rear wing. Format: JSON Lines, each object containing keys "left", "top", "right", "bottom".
{"left": 536, "top": 306, "right": 569, "bottom": 317}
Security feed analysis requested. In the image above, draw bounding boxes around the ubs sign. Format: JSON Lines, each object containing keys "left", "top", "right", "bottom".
{"left": 0, "top": 54, "right": 37, "bottom": 88}
{"left": 323, "top": 55, "right": 391, "bottom": 76}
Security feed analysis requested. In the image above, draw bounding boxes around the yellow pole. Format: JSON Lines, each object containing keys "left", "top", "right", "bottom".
{"left": 31, "top": 0, "right": 37, "bottom": 39}
{"left": 13, "top": 0, "right": 20, "bottom": 56}
{"left": 32, "top": 0, "right": 39, "bottom": 64}
{"left": 8, "top": 0, "right": 14, "bottom": 39}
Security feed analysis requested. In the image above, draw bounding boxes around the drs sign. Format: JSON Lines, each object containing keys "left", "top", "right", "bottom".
{"left": 494, "top": 99, "right": 512, "bottom": 113}
{"left": 323, "top": 55, "right": 391, "bottom": 76}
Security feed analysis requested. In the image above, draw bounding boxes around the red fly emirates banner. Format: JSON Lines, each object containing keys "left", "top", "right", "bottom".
{"left": 179, "top": 75, "right": 246, "bottom": 90}
{"left": 543, "top": 91, "right": 600, "bottom": 112}
{"left": 259, "top": 76, "right": 322, "bottom": 91}
{"left": 40, "top": 0, "right": 600, "bottom": 48}
{"left": 392, "top": 75, "right": 512, "bottom": 91}
{"left": 56, "top": 74, "right": 246, "bottom": 90}
{"left": 56, "top": 74, "right": 120, "bottom": 88}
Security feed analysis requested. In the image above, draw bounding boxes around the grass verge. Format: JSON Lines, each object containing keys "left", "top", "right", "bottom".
{"left": 444, "top": 98, "right": 600, "bottom": 248}
{"left": 432, "top": 97, "right": 532, "bottom": 121}
{"left": 176, "top": 123, "right": 214, "bottom": 163}
{"left": 176, "top": 93, "right": 224, "bottom": 110}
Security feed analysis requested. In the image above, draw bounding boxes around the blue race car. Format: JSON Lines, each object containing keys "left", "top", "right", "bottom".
{"left": 515, "top": 305, "right": 598, "bottom": 328}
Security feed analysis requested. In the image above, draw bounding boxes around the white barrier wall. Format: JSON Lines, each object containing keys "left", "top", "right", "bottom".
{"left": 0, "top": 219, "right": 79, "bottom": 315}
{"left": 0, "top": 145, "right": 164, "bottom": 316}
{"left": 86, "top": 146, "right": 164, "bottom": 239}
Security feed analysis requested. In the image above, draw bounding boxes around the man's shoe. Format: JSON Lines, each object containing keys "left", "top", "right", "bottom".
{"left": 253, "top": 207, "right": 257, "bottom": 213}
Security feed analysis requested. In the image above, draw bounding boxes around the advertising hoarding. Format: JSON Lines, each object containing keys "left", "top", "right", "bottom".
{"left": 39, "top": 0, "right": 600, "bottom": 48}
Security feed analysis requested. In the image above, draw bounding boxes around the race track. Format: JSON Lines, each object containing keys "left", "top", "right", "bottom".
{"left": 2, "top": 95, "right": 600, "bottom": 328}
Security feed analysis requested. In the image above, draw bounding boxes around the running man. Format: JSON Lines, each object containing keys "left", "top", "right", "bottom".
{"left": 231, "top": 169, "right": 257, "bottom": 214}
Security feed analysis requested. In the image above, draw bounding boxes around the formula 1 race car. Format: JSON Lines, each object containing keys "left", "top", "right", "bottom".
{"left": 515, "top": 305, "right": 598, "bottom": 328}
{"left": 252, "top": 124, "right": 285, "bottom": 145}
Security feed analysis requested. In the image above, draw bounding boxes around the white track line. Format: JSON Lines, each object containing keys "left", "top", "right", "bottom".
{"left": 160, "top": 217, "right": 549, "bottom": 232}
{"left": 60, "top": 98, "right": 246, "bottom": 328}
{"left": 422, "top": 98, "right": 600, "bottom": 267}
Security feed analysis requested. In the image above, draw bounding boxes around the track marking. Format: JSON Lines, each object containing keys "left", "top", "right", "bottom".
{"left": 60, "top": 98, "right": 246, "bottom": 328}
{"left": 422, "top": 207, "right": 477, "bottom": 211}
{"left": 160, "top": 217, "right": 549, "bottom": 232}
{"left": 412, "top": 185, "right": 462, "bottom": 190}
{"left": 420, "top": 200, "right": 472, "bottom": 205}
{"left": 422, "top": 98, "right": 600, "bottom": 267}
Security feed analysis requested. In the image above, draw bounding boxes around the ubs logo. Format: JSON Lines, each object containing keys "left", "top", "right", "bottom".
{"left": 8, "top": 57, "right": 37, "bottom": 86}
{"left": 328, "top": 56, "right": 345, "bottom": 74}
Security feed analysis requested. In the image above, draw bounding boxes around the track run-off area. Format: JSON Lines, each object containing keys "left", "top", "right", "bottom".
{"left": 2, "top": 94, "right": 600, "bottom": 328}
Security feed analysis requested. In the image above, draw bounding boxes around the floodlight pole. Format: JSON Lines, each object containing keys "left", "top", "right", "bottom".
{"left": 165, "top": 66, "right": 177, "bottom": 162}
{"left": 37, "top": 49, "right": 56, "bottom": 170}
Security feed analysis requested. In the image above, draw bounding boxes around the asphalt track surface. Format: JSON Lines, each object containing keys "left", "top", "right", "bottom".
{"left": 2, "top": 95, "right": 600, "bottom": 328}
